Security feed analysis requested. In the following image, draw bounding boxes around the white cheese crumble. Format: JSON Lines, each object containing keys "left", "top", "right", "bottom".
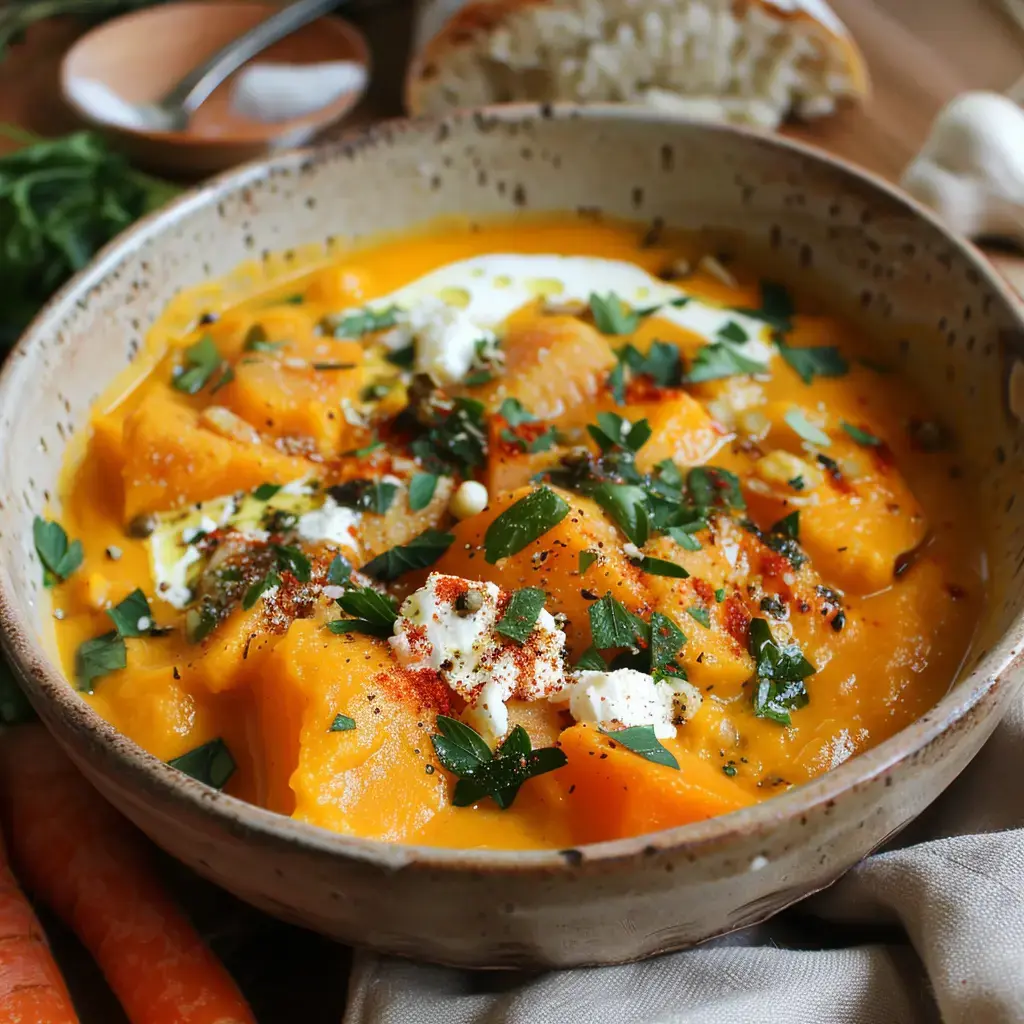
{"left": 295, "top": 497, "right": 361, "bottom": 552}
{"left": 389, "top": 572, "right": 567, "bottom": 746}
{"left": 550, "top": 668, "right": 703, "bottom": 740}
{"left": 338, "top": 253, "right": 777, "bottom": 376}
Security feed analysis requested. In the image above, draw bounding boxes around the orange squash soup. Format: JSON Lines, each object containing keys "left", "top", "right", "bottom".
{"left": 41, "top": 217, "right": 982, "bottom": 850}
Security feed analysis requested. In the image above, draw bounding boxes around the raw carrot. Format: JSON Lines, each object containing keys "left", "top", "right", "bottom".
{"left": 0, "top": 726, "right": 255, "bottom": 1024}
{"left": 0, "top": 830, "right": 80, "bottom": 1023}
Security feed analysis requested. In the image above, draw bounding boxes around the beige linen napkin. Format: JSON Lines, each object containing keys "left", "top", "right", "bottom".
{"left": 344, "top": 696, "right": 1024, "bottom": 1024}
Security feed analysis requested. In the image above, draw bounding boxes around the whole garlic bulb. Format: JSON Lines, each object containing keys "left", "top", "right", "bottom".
{"left": 900, "top": 91, "right": 1024, "bottom": 242}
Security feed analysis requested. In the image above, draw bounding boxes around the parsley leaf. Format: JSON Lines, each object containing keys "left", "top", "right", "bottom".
{"left": 168, "top": 738, "right": 235, "bottom": 789}
{"left": 638, "top": 556, "right": 689, "bottom": 578}
{"left": 749, "top": 617, "right": 815, "bottom": 725}
{"left": 589, "top": 482, "right": 650, "bottom": 546}
{"left": 484, "top": 487, "right": 569, "bottom": 563}
{"left": 32, "top": 516, "right": 83, "bottom": 586}
{"left": 253, "top": 482, "right": 282, "bottom": 501}
{"left": 243, "top": 571, "right": 281, "bottom": 610}
{"left": 330, "top": 306, "right": 400, "bottom": 339}
{"left": 687, "top": 606, "right": 711, "bottom": 628}
{"left": 499, "top": 398, "right": 535, "bottom": 427}
{"left": 589, "top": 292, "right": 639, "bottom": 334}
{"left": 650, "top": 611, "right": 686, "bottom": 680}
{"left": 575, "top": 645, "right": 608, "bottom": 670}
{"left": 686, "top": 343, "right": 766, "bottom": 383}
{"left": 587, "top": 412, "right": 651, "bottom": 454}
{"left": 106, "top": 588, "right": 157, "bottom": 637}
{"left": 172, "top": 335, "right": 222, "bottom": 395}
{"left": 327, "top": 554, "right": 352, "bottom": 585}
{"left": 601, "top": 725, "right": 679, "bottom": 769}
{"left": 496, "top": 587, "right": 547, "bottom": 644}
{"left": 579, "top": 550, "right": 599, "bottom": 574}
{"left": 771, "top": 511, "right": 800, "bottom": 540}
{"left": 243, "top": 324, "right": 283, "bottom": 353}
{"left": 75, "top": 631, "right": 126, "bottom": 693}
{"left": 734, "top": 281, "right": 796, "bottom": 334}
{"left": 784, "top": 408, "right": 831, "bottom": 446}
{"left": 411, "top": 397, "right": 488, "bottom": 475}
{"left": 327, "top": 586, "right": 399, "bottom": 637}
{"left": 589, "top": 592, "right": 649, "bottom": 650}
{"left": 273, "top": 544, "right": 311, "bottom": 582}
{"left": 686, "top": 466, "right": 745, "bottom": 512}
{"left": 408, "top": 473, "right": 439, "bottom": 511}
{"left": 718, "top": 321, "right": 749, "bottom": 344}
{"left": 327, "top": 479, "right": 399, "bottom": 515}
{"left": 361, "top": 529, "right": 454, "bottom": 581}
{"left": 329, "top": 714, "right": 356, "bottom": 732}
{"left": 841, "top": 421, "right": 881, "bottom": 446}
{"left": 779, "top": 342, "right": 848, "bottom": 385}
{"left": 609, "top": 341, "right": 682, "bottom": 397}
{"left": 431, "top": 717, "right": 567, "bottom": 809}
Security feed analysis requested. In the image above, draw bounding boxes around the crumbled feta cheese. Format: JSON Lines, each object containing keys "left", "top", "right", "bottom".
{"left": 182, "top": 516, "right": 218, "bottom": 544}
{"left": 136, "top": 616, "right": 152, "bottom": 633}
{"left": 295, "top": 497, "right": 361, "bottom": 552}
{"left": 408, "top": 298, "right": 497, "bottom": 385}
{"left": 622, "top": 542, "right": 644, "bottom": 561}
{"left": 550, "top": 667, "right": 696, "bottom": 739}
{"left": 154, "top": 545, "right": 202, "bottom": 610}
{"left": 390, "top": 572, "right": 567, "bottom": 746}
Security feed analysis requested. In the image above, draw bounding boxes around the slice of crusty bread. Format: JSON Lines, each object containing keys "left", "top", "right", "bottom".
{"left": 406, "top": 0, "right": 868, "bottom": 128}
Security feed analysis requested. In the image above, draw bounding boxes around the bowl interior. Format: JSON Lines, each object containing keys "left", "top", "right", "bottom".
{"left": 3, "top": 108, "right": 1024, "bottom": 869}
{"left": 61, "top": 1, "right": 369, "bottom": 154}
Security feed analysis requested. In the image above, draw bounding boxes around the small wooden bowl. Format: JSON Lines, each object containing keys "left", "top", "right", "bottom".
{"left": 60, "top": 1, "right": 370, "bottom": 177}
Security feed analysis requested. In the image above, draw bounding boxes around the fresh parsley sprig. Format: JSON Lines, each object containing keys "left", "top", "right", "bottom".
{"left": 431, "top": 716, "right": 566, "bottom": 809}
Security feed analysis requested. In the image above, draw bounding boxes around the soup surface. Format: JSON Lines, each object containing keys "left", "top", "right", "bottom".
{"left": 45, "top": 217, "right": 982, "bottom": 850}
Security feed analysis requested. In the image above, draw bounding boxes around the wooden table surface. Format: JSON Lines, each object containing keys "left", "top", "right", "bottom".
{"left": 2, "top": 1, "right": 1023, "bottom": 1019}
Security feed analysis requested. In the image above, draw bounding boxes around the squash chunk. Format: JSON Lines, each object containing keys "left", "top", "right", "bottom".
{"left": 627, "top": 393, "right": 728, "bottom": 472}
{"left": 218, "top": 338, "right": 365, "bottom": 454}
{"left": 557, "top": 724, "right": 756, "bottom": 843}
{"left": 250, "top": 622, "right": 449, "bottom": 839}
{"left": 121, "top": 391, "right": 311, "bottom": 518}
{"left": 745, "top": 403, "right": 929, "bottom": 595}
{"left": 428, "top": 486, "right": 651, "bottom": 656}
{"left": 469, "top": 316, "right": 616, "bottom": 420}
{"left": 357, "top": 473, "right": 455, "bottom": 562}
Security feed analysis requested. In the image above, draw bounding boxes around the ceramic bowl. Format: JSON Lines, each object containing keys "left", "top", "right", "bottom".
{"left": 2, "top": 108, "right": 1023, "bottom": 969}
{"left": 60, "top": 1, "right": 370, "bottom": 178}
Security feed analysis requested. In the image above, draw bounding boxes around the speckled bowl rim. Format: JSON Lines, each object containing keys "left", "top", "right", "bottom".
{"left": 1, "top": 103, "right": 1021, "bottom": 874}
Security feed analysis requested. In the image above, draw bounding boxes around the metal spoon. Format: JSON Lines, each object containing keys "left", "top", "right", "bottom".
{"left": 131, "top": 0, "right": 342, "bottom": 132}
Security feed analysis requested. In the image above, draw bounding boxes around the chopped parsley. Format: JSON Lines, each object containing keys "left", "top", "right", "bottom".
{"left": 496, "top": 587, "right": 547, "bottom": 644}
{"left": 650, "top": 611, "right": 686, "bottom": 681}
{"left": 75, "top": 632, "right": 126, "bottom": 693}
{"left": 330, "top": 306, "right": 400, "bottom": 339}
{"left": 686, "top": 606, "right": 711, "bottom": 628}
{"left": 636, "top": 555, "right": 689, "bottom": 578}
{"left": 575, "top": 645, "right": 608, "bottom": 670}
{"left": 717, "top": 321, "right": 749, "bottom": 344}
{"left": 328, "top": 586, "right": 399, "bottom": 636}
{"left": 253, "top": 482, "right": 282, "bottom": 501}
{"left": 411, "top": 397, "right": 488, "bottom": 475}
{"left": 778, "top": 342, "right": 848, "bottom": 385}
{"left": 361, "top": 529, "right": 454, "bottom": 581}
{"left": 273, "top": 544, "right": 311, "bottom": 582}
{"left": 408, "top": 472, "right": 439, "bottom": 511}
{"left": 171, "top": 335, "right": 224, "bottom": 395}
{"left": 734, "top": 281, "right": 796, "bottom": 334}
{"left": 608, "top": 341, "right": 683, "bottom": 400}
{"left": 589, "top": 482, "right": 650, "bottom": 546}
{"left": 841, "top": 421, "right": 882, "bottom": 446}
{"left": 327, "top": 554, "right": 352, "bottom": 585}
{"left": 243, "top": 571, "right": 281, "bottom": 610}
{"left": 601, "top": 725, "right": 679, "bottom": 769}
{"left": 168, "top": 738, "right": 236, "bottom": 790}
{"left": 685, "top": 342, "right": 766, "bottom": 383}
{"left": 329, "top": 714, "right": 356, "bottom": 732}
{"left": 498, "top": 397, "right": 535, "bottom": 427}
{"left": 579, "top": 550, "right": 599, "bottom": 574}
{"left": 327, "top": 479, "right": 399, "bottom": 515}
{"left": 33, "top": 516, "right": 83, "bottom": 586}
{"left": 431, "top": 716, "right": 566, "bottom": 809}
{"left": 588, "top": 592, "right": 649, "bottom": 650}
{"left": 483, "top": 487, "right": 569, "bottom": 563}
{"left": 749, "top": 617, "right": 815, "bottom": 725}
{"left": 106, "top": 588, "right": 160, "bottom": 637}
{"left": 589, "top": 292, "right": 639, "bottom": 335}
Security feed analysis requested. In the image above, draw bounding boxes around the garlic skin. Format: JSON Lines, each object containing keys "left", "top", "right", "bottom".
{"left": 900, "top": 92, "right": 1024, "bottom": 242}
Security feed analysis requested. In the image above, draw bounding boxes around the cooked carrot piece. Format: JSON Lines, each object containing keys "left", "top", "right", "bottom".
{"left": 556, "top": 724, "right": 756, "bottom": 844}
{"left": 0, "top": 830, "right": 79, "bottom": 1023}
{"left": 0, "top": 727, "right": 255, "bottom": 1024}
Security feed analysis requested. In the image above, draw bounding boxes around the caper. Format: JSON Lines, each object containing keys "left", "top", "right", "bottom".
{"left": 126, "top": 513, "right": 157, "bottom": 538}
{"left": 454, "top": 589, "right": 483, "bottom": 615}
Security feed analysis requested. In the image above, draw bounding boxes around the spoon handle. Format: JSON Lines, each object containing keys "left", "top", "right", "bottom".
{"left": 160, "top": 0, "right": 343, "bottom": 116}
